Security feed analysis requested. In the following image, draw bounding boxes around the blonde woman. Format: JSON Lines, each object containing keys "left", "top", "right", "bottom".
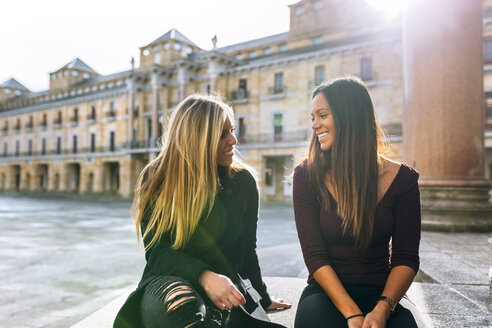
{"left": 293, "top": 77, "right": 422, "bottom": 328}
{"left": 114, "top": 94, "right": 290, "bottom": 328}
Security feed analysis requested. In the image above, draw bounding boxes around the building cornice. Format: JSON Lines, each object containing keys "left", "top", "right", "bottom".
{"left": 0, "top": 150, "right": 128, "bottom": 164}
{"left": 0, "top": 87, "right": 128, "bottom": 117}
{"left": 237, "top": 140, "right": 309, "bottom": 150}
{"left": 227, "top": 35, "right": 401, "bottom": 75}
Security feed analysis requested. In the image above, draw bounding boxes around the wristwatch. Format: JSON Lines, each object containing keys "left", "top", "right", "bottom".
{"left": 378, "top": 295, "right": 397, "bottom": 312}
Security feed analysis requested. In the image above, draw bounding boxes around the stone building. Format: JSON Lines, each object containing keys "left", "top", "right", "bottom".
{"left": 1, "top": 0, "right": 491, "bottom": 201}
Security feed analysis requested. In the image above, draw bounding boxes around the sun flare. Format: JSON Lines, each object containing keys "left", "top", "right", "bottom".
{"left": 364, "top": 0, "right": 409, "bottom": 16}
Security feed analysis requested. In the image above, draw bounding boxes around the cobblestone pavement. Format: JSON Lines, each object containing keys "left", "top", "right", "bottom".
{"left": 0, "top": 194, "right": 491, "bottom": 327}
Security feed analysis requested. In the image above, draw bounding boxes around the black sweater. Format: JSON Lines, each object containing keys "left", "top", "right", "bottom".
{"left": 114, "top": 168, "right": 271, "bottom": 327}
{"left": 293, "top": 162, "right": 421, "bottom": 286}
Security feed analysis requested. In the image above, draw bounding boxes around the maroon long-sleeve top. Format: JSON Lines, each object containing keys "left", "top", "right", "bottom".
{"left": 293, "top": 162, "right": 421, "bottom": 287}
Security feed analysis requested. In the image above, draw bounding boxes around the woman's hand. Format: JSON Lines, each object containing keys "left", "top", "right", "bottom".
{"left": 362, "top": 302, "right": 390, "bottom": 328}
{"left": 347, "top": 315, "right": 365, "bottom": 328}
{"left": 266, "top": 296, "right": 292, "bottom": 310}
{"left": 199, "top": 270, "right": 246, "bottom": 310}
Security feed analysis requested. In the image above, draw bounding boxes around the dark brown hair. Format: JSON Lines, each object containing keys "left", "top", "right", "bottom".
{"left": 308, "top": 76, "right": 386, "bottom": 248}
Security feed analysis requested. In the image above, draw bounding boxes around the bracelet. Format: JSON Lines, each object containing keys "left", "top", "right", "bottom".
{"left": 346, "top": 313, "right": 364, "bottom": 321}
{"left": 378, "top": 295, "right": 397, "bottom": 312}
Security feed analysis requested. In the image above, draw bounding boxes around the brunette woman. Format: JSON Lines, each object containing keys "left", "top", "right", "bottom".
{"left": 293, "top": 76, "right": 422, "bottom": 328}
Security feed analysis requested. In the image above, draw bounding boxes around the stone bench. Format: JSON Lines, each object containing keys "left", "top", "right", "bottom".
{"left": 71, "top": 277, "right": 305, "bottom": 328}
{"left": 71, "top": 277, "right": 488, "bottom": 328}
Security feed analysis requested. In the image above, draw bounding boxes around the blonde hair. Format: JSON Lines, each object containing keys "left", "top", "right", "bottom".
{"left": 133, "top": 94, "right": 249, "bottom": 250}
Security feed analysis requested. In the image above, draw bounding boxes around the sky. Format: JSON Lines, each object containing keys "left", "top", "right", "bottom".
{"left": 1, "top": 0, "right": 395, "bottom": 93}
{"left": 0, "top": 0, "right": 299, "bottom": 92}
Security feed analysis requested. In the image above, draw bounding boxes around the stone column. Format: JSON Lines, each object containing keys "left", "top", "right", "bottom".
{"left": 177, "top": 67, "right": 187, "bottom": 101}
{"left": 30, "top": 166, "right": 36, "bottom": 191}
{"left": 161, "top": 87, "right": 170, "bottom": 131}
{"left": 92, "top": 158, "right": 104, "bottom": 193}
{"left": 59, "top": 164, "right": 68, "bottom": 192}
{"left": 208, "top": 61, "right": 218, "bottom": 92}
{"left": 127, "top": 79, "right": 135, "bottom": 148}
{"left": 135, "top": 92, "right": 145, "bottom": 146}
{"left": 47, "top": 163, "right": 55, "bottom": 191}
{"left": 153, "top": 88, "right": 170, "bottom": 159}
{"left": 0, "top": 171, "right": 5, "bottom": 191}
{"left": 17, "top": 165, "right": 25, "bottom": 191}
{"left": 31, "top": 164, "right": 40, "bottom": 192}
{"left": 30, "top": 166, "right": 37, "bottom": 192}
{"left": 151, "top": 74, "right": 160, "bottom": 148}
{"left": 402, "top": 0, "right": 492, "bottom": 231}
{"left": 120, "top": 156, "right": 134, "bottom": 197}
{"left": 22, "top": 164, "right": 33, "bottom": 191}
{"left": 6, "top": 166, "right": 13, "bottom": 190}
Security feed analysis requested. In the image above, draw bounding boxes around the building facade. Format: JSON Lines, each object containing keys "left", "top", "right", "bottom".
{"left": 1, "top": 0, "right": 492, "bottom": 201}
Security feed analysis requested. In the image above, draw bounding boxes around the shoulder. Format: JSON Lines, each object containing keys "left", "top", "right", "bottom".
{"left": 293, "top": 161, "right": 313, "bottom": 192}
{"left": 384, "top": 160, "right": 419, "bottom": 198}
{"left": 381, "top": 157, "right": 418, "bottom": 179}
{"left": 232, "top": 168, "right": 257, "bottom": 190}
{"left": 294, "top": 161, "right": 308, "bottom": 178}
{"left": 231, "top": 169, "right": 259, "bottom": 204}
{"left": 398, "top": 163, "right": 419, "bottom": 192}
{"left": 395, "top": 160, "right": 419, "bottom": 181}
{"left": 380, "top": 157, "right": 419, "bottom": 190}
{"left": 380, "top": 157, "right": 401, "bottom": 175}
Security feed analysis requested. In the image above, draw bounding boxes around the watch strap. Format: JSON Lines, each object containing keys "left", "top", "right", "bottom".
{"left": 378, "top": 295, "right": 397, "bottom": 312}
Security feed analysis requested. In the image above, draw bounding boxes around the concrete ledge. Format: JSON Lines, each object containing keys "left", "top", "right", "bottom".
{"left": 262, "top": 277, "right": 306, "bottom": 326}
{"left": 72, "top": 277, "right": 305, "bottom": 328}
{"left": 72, "top": 277, "right": 492, "bottom": 328}
{"left": 71, "top": 286, "right": 133, "bottom": 328}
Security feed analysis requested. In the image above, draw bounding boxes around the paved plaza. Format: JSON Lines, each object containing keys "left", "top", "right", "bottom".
{"left": 0, "top": 194, "right": 305, "bottom": 328}
{"left": 0, "top": 194, "right": 491, "bottom": 327}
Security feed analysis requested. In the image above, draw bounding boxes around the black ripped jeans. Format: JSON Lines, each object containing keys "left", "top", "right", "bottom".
{"left": 140, "top": 276, "right": 224, "bottom": 328}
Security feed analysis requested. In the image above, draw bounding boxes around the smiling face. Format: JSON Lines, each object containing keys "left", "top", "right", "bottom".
{"left": 216, "top": 118, "right": 237, "bottom": 166}
{"left": 311, "top": 93, "right": 336, "bottom": 151}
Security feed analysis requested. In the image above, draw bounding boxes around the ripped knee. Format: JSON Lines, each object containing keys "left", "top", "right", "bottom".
{"left": 162, "top": 281, "right": 196, "bottom": 312}
{"left": 144, "top": 276, "right": 207, "bottom": 327}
